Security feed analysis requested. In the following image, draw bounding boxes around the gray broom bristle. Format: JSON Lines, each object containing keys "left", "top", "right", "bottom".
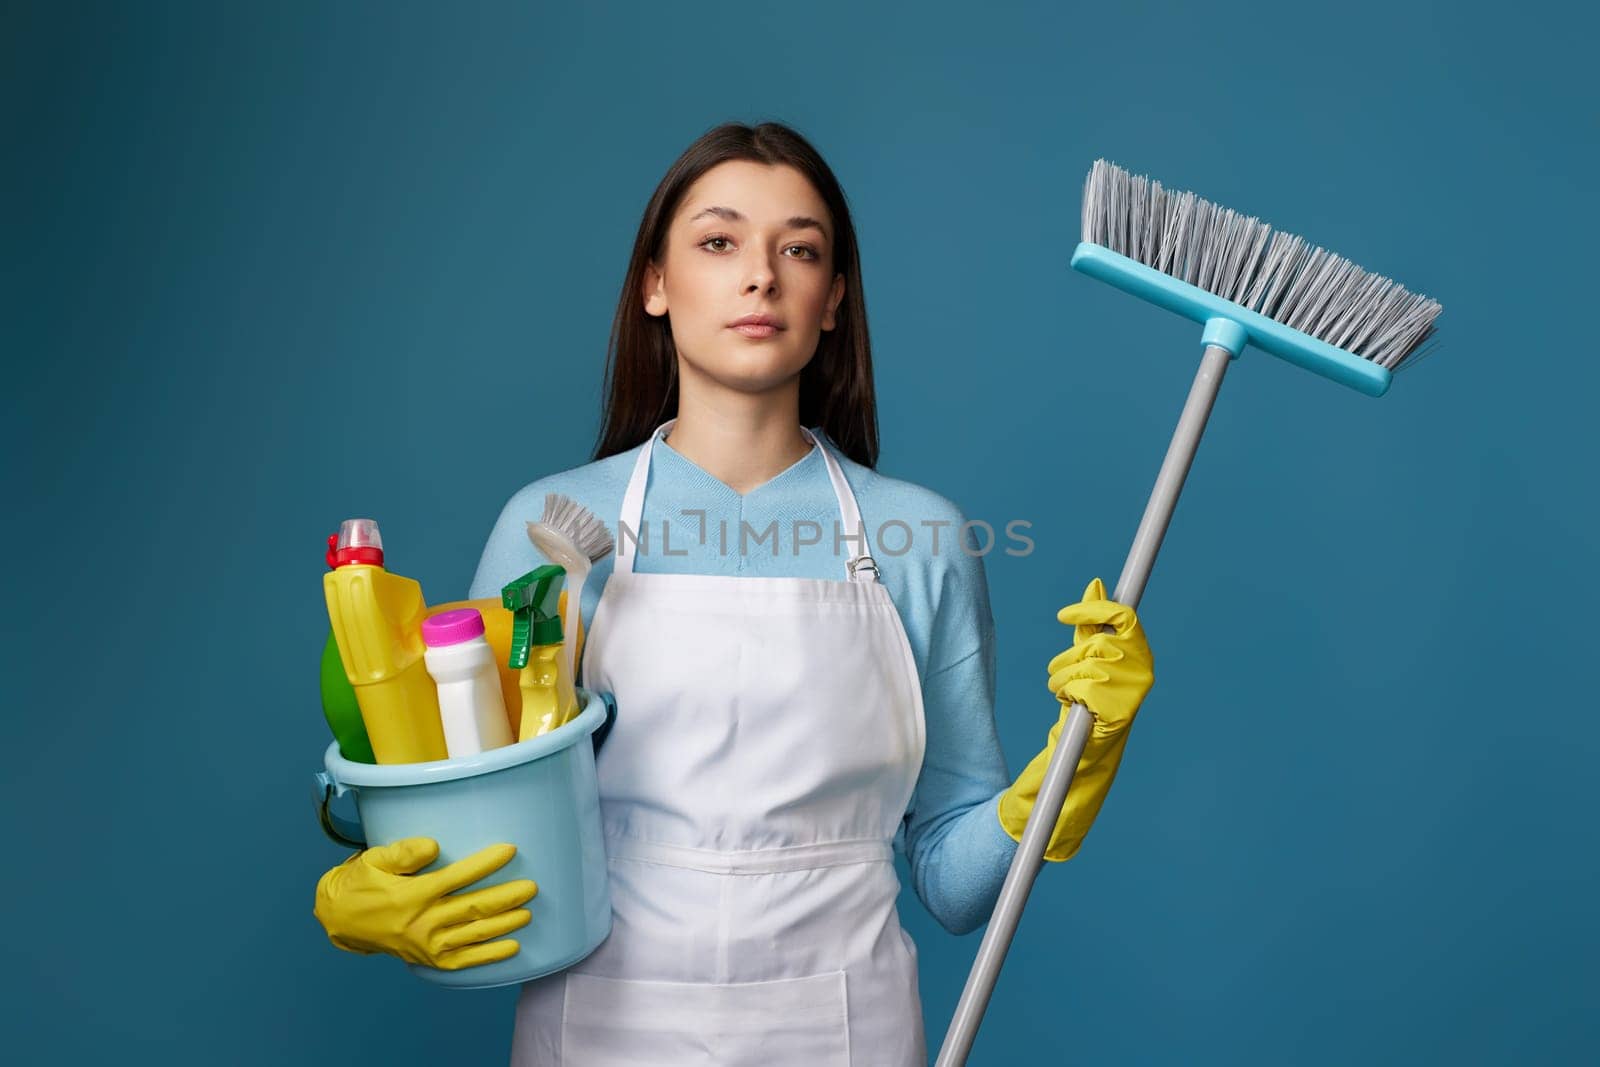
{"left": 1081, "top": 159, "right": 1442, "bottom": 371}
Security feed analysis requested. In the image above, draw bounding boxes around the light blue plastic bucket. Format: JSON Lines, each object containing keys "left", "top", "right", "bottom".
{"left": 315, "top": 687, "right": 613, "bottom": 989}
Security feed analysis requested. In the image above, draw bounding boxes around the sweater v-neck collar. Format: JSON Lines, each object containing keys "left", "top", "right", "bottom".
{"left": 654, "top": 428, "right": 824, "bottom": 500}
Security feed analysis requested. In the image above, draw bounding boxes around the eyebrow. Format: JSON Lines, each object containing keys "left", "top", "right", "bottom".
{"left": 687, "top": 205, "right": 829, "bottom": 237}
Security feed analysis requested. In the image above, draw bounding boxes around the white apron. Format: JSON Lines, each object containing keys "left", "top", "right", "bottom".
{"left": 510, "top": 418, "right": 929, "bottom": 1066}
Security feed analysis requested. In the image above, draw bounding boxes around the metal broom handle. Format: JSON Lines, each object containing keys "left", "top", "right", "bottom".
{"left": 935, "top": 343, "right": 1234, "bottom": 1066}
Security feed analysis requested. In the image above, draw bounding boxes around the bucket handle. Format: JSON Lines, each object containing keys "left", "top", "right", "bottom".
{"left": 594, "top": 691, "right": 617, "bottom": 753}
{"left": 313, "top": 772, "right": 367, "bottom": 850}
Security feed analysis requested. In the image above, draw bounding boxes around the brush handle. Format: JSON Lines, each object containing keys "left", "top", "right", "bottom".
{"left": 935, "top": 340, "right": 1235, "bottom": 1067}
{"left": 561, "top": 570, "right": 587, "bottom": 696}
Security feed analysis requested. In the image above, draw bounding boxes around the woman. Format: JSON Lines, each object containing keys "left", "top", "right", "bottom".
{"left": 314, "top": 121, "right": 1154, "bottom": 1065}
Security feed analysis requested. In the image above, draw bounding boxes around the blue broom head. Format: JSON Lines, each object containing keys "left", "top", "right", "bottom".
{"left": 1072, "top": 160, "right": 1443, "bottom": 397}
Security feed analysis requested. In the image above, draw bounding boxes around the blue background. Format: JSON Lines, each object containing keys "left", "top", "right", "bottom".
{"left": 5, "top": 1, "right": 1595, "bottom": 1062}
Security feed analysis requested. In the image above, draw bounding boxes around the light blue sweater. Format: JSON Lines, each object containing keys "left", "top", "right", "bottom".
{"left": 468, "top": 426, "right": 1020, "bottom": 935}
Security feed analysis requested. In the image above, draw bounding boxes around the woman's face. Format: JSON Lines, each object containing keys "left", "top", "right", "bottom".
{"left": 644, "top": 160, "right": 846, "bottom": 396}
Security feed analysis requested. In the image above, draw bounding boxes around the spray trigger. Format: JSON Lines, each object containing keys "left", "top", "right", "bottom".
{"left": 501, "top": 565, "right": 566, "bottom": 669}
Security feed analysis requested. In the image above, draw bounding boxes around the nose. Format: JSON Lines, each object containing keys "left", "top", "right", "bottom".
{"left": 743, "top": 247, "right": 779, "bottom": 295}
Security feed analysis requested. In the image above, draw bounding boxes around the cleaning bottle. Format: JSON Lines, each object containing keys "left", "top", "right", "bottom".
{"left": 323, "top": 518, "right": 448, "bottom": 764}
{"left": 320, "top": 630, "right": 376, "bottom": 764}
{"left": 422, "top": 607, "right": 514, "bottom": 757}
{"left": 427, "top": 593, "right": 576, "bottom": 739}
{"left": 502, "top": 565, "right": 578, "bottom": 741}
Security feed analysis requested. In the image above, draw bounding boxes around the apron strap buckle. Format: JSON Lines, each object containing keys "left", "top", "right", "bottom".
{"left": 847, "top": 555, "right": 880, "bottom": 583}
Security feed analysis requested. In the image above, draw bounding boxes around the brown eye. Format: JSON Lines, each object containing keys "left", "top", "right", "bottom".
{"left": 699, "top": 236, "right": 732, "bottom": 252}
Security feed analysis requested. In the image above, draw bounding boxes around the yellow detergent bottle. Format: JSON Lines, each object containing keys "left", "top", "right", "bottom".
{"left": 502, "top": 565, "right": 578, "bottom": 741}
{"left": 323, "top": 518, "right": 448, "bottom": 764}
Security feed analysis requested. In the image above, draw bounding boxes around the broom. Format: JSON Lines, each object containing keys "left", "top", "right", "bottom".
{"left": 935, "top": 160, "right": 1443, "bottom": 1065}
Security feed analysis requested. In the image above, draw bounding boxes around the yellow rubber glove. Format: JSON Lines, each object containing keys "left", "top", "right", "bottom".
{"left": 997, "top": 577, "right": 1154, "bottom": 861}
{"left": 313, "top": 837, "right": 538, "bottom": 970}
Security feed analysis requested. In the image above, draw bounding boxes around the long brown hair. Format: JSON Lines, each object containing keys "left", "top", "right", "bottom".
{"left": 591, "top": 121, "right": 879, "bottom": 468}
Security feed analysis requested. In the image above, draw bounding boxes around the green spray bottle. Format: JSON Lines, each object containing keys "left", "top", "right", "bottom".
{"left": 502, "top": 564, "right": 577, "bottom": 741}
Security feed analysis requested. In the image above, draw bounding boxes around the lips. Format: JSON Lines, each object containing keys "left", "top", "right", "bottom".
{"left": 729, "top": 313, "right": 784, "bottom": 339}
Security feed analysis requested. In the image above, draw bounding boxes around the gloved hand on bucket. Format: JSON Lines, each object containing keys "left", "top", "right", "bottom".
{"left": 998, "top": 577, "right": 1154, "bottom": 862}
{"left": 314, "top": 837, "right": 538, "bottom": 970}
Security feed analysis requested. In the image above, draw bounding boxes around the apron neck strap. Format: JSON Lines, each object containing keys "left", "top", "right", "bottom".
{"left": 614, "top": 418, "right": 876, "bottom": 582}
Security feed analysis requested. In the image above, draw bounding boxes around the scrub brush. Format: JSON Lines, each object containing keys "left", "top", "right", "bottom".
{"left": 526, "top": 492, "right": 614, "bottom": 696}
{"left": 937, "top": 160, "right": 1444, "bottom": 1066}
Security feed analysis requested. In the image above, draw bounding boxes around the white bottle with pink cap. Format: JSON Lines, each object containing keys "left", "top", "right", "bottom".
{"left": 420, "top": 608, "right": 514, "bottom": 758}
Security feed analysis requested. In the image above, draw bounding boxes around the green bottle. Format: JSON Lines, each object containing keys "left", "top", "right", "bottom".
{"left": 321, "top": 629, "right": 376, "bottom": 764}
